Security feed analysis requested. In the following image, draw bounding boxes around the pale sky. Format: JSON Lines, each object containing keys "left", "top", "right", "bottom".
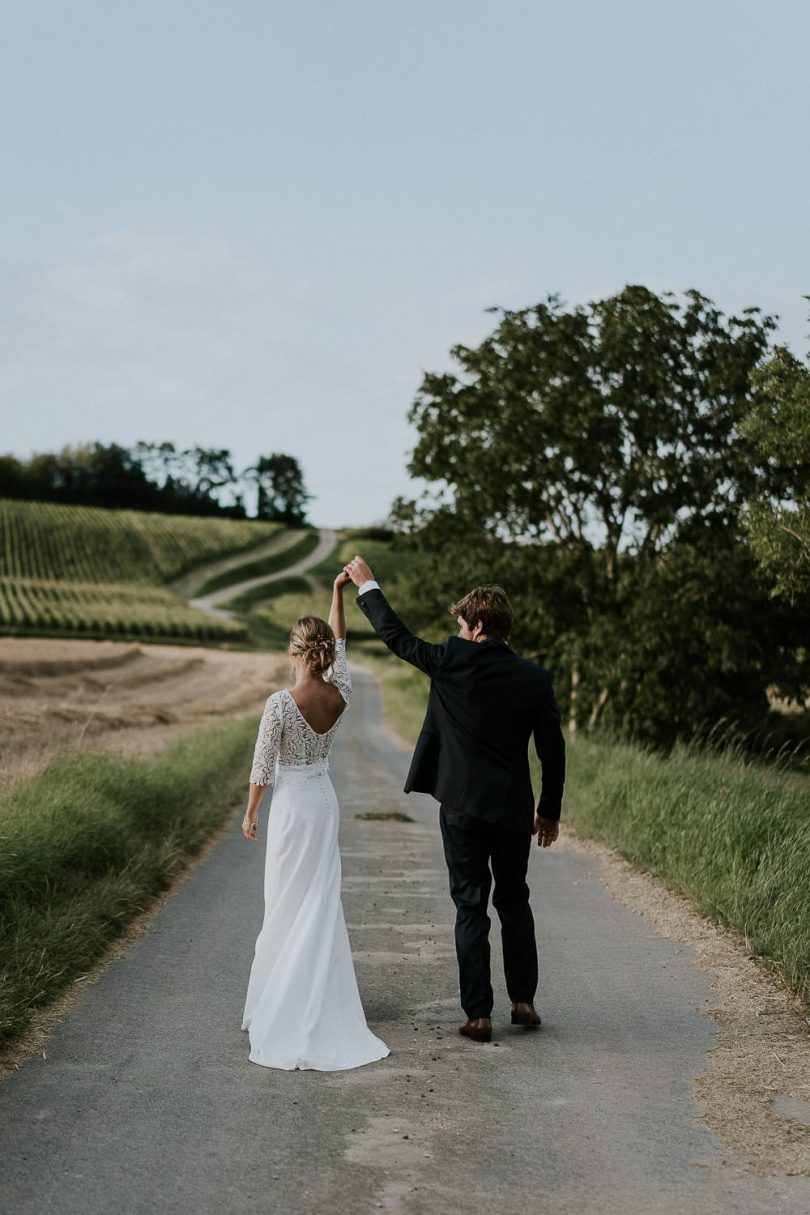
{"left": 1, "top": 1, "right": 808, "bottom": 526}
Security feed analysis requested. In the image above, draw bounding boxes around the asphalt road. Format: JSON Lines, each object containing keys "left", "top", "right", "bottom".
{"left": 1, "top": 664, "right": 808, "bottom": 1215}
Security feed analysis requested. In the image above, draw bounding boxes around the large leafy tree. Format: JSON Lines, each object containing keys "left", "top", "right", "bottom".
{"left": 185, "top": 447, "right": 236, "bottom": 503}
{"left": 403, "top": 285, "right": 775, "bottom": 559}
{"left": 245, "top": 453, "right": 311, "bottom": 525}
{"left": 17, "top": 442, "right": 156, "bottom": 508}
{"left": 134, "top": 442, "right": 237, "bottom": 510}
{"left": 741, "top": 343, "right": 810, "bottom": 605}
{"left": 392, "top": 285, "right": 791, "bottom": 746}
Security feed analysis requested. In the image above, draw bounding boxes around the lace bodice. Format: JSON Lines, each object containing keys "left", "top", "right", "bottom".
{"left": 249, "top": 638, "right": 351, "bottom": 784}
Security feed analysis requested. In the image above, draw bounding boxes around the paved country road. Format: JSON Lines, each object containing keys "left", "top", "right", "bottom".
{"left": 1, "top": 666, "right": 809, "bottom": 1215}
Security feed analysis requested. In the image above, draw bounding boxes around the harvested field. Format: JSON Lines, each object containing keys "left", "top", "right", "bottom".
{"left": 0, "top": 636, "right": 288, "bottom": 792}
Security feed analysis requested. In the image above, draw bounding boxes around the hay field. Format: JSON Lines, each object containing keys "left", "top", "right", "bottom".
{"left": 0, "top": 636, "right": 288, "bottom": 793}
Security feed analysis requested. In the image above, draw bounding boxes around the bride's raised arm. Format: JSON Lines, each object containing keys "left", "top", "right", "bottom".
{"left": 329, "top": 572, "right": 352, "bottom": 703}
{"left": 328, "top": 571, "right": 350, "bottom": 641}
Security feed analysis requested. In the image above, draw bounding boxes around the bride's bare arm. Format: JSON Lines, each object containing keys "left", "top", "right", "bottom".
{"left": 329, "top": 571, "right": 351, "bottom": 640}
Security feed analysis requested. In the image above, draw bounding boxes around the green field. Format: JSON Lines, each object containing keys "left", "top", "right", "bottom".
{"left": 0, "top": 499, "right": 282, "bottom": 642}
{"left": 0, "top": 499, "right": 280, "bottom": 583}
{"left": 223, "top": 530, "right": 428, "bottom": 649}
{"left": 226, "top": 577, "right": 380, "bottom": 648}
{"left": 306, "top": 533, "right": 424, "bottom": 586}
{"left": 196, "top": 528, "right": 320, "bottom": 596}
{"left": 0, "top": 576, "right": 244, "bottom": 642}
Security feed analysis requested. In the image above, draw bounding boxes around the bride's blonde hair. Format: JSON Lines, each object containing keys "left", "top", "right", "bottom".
{"left": 288, "top": 615, "right": 336, "bottom": 680}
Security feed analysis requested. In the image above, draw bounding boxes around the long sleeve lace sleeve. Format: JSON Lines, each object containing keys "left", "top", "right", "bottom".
{"left": 331, "top": 637, "right": 352, "bottom": 704}
{"left": 250, "top": 693, "right": 284, "bottom": 785}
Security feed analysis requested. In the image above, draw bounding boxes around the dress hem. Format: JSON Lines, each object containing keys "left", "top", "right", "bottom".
{"left": 247, "top": 1045, "right": 390, "bottom": 1072}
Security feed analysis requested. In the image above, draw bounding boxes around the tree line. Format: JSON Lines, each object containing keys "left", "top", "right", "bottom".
{"left": 389, "top": 285, "right": 810, "bottom": 752}
{"left": 0, "top": 443, "right": 311, "bottom": 525}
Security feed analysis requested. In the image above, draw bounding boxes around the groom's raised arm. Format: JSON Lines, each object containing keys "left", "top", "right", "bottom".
{"left": 342, "top": 553, "right": 448, "bottom": 678}
{"left": 357, "top": 585, "right": 448, "bottom": 678}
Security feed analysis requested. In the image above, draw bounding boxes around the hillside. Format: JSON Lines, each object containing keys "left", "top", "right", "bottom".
{"left": 0, "top": 499, "right": 283, "bottom": 643}
{"left": 221, "top": 531, "right": 428, "bottom": 648}
{"left": 0, "top": 499, "right": 280, "bottom": 584}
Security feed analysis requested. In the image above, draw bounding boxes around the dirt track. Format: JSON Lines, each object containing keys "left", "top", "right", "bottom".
{"left": 0, "top": 637, "right": 287, "bottom": 792}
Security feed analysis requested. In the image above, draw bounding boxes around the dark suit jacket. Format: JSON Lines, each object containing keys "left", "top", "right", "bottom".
{"left": 357, "top": 587, "right": 565, "bottom": 831}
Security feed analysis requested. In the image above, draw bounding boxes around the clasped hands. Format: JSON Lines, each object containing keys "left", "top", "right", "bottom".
{"left": 341, "top": 555, "right": 375, "bottom": 587}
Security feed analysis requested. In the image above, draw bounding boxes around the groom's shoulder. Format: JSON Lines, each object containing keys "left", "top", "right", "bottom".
{"left": 427, "top": 634, "right": 464, "bottom": 669}
{"left": 504, "top": 646, "right": 551, "bottom": 682}
{"left": 514, "top": 648, "right": 549, "bottom": 674}
{"left": 522, "top": 660, "right": 555, "bottom": 696}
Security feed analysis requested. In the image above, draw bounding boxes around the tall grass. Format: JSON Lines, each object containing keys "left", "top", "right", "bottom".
{"left": 0, "top": 719, "right": 256, "bottom": 1044}
{"left": 555, "top": 738, "right": 810, "bottom": 1004}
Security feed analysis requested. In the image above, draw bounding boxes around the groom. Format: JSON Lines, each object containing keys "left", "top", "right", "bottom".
{"left": 344, "top": 555, "right": 565, "bottom": 1043}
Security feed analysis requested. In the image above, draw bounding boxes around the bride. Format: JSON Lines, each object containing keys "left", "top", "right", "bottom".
{"left": 240, "top": 570, "right": 390, "bottom": 1071}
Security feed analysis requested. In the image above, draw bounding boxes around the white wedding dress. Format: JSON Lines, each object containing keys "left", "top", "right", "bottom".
{"left": 241, "top": 638, "right": 390, "bottom": 1071}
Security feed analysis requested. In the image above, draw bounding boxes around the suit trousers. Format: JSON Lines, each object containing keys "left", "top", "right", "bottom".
{"left": 439, "top": 805, "right": 538, "bottom": 1018}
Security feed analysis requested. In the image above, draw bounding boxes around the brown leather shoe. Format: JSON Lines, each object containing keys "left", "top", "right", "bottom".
{"left": 459, "top": 1017, "right": 492, "bottom": 1043}
{"left": 511, "top": 1002, "right": 542, "bottom": 1027}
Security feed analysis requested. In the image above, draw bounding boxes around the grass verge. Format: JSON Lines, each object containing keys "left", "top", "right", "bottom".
{"left": 0, "top": 718, "right": 256, "bottom": 1045}
{"left": 555, "top": 738, "right": 810, "bottom": 1005}
{"left": 353, "top": 645, "right": 810, "bottom": 1007}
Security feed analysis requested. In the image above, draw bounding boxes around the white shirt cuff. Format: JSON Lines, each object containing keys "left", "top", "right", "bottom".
{"left": 358, "top": 579, "right": 380, "bottom": 596}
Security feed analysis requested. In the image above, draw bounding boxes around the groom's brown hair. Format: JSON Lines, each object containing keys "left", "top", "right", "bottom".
{"left": 450, "top": 585, "right": 514, "bottom": 640}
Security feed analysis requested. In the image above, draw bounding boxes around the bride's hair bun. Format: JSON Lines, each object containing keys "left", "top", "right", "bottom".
{"left": 288, "top": 615, "right": 336, "bottom": 679}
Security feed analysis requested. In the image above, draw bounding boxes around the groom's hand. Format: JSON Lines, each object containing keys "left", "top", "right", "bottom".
{"left": 344, "top": 555, "right": 375, "bottom": 587}
{"left": 533, "top": 814, "right": 560, "bottom": 847}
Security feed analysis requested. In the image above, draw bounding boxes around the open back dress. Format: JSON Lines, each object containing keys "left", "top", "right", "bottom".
{"left": 241, "top": 638, "right": 390, "bottom": 1071}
